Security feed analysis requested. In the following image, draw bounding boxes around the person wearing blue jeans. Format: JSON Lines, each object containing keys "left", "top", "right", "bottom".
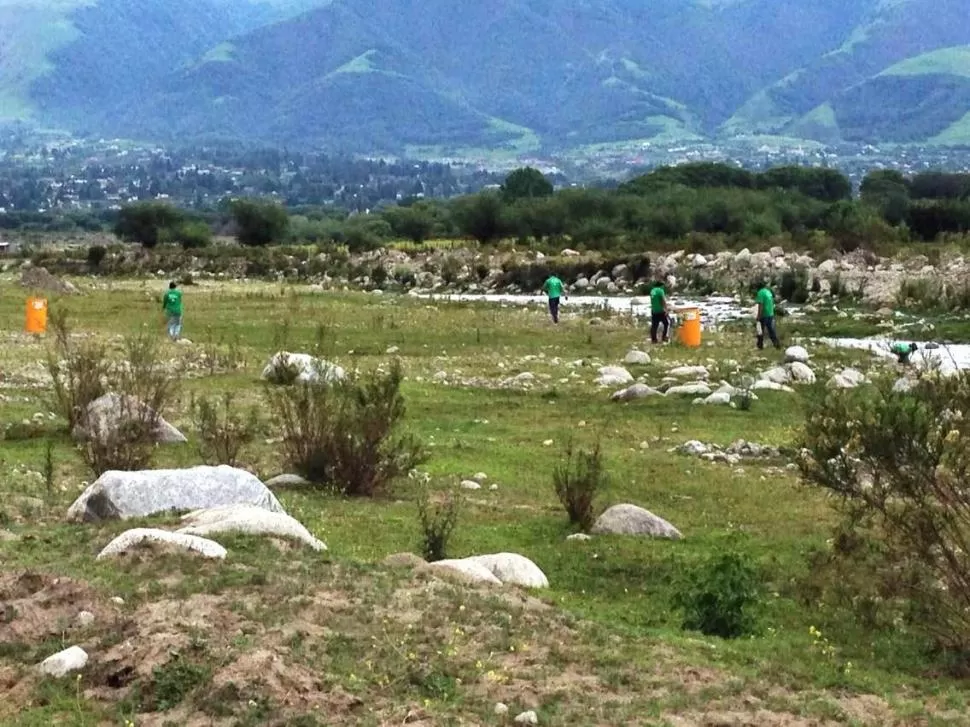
{"left": 542, "top": 274, "right": 564, "bottom": 324}
{"left": 755, "top": 282, "right": 780, "bottom": 350}
{"left": 162, "top": 281, "right": 184, "bottom": 341}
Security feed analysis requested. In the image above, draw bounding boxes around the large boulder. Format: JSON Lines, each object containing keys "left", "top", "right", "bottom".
{"left": 623, "top": 350, "right": 651, "bottom": 365}
{"left": 698, "top": 392, "right": 731, "bottom": 406}
{"left": 263, "top": 473, "right": 310, "bottom": 489}
{"left": 667, "top": 366, "right": 709, "bottom": 379}
{"left": 611, "top": 383, "right": 661, "bottom": 402}
{"left": 73, "top": 393, "right": 186, "bottom": 444}
{"left": 828, "top": 368, "right": 866, "bottom": 389}
{"left": 177, "top": 504, "right": 326, "bottom": 551}
{"left": 751, "top": 379, "right": 795, "bottom": 393}
{"left": 595, "top": 366, "right": 634, "bottom": 387}
{"left": 426, "top": 559, "right": 502, "bottom": 585}
{"left": 784, "top": 346, "right": 810, "bottom": 364}
{"left": 67, "top": 465, "right": 285, "bottom": 523}
{"left": 261, "top": 352, "right": 345, "bottom": 385}
{"left": 787, "top": 362, "right": 816, "bottom": 385}
{"left": 96, "top": 528, "right": 227, "bottom": 560}
{"left": 466, "top": 553, "right": 549, "bottom": 588}
{"left": 591, "top": 504, "right": 682, "bottom": 539}
{"left": 666, "top": 383, "right": 712, "bottom": 397}
{"left": 38, "top": 646, "right": 88, "bottom": 677}
{"left": 759, "top": 367, "right": 792, "bottom": 385}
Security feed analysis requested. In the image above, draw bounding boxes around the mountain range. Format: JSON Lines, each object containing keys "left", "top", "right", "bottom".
{"left": 2, "top": 0, "right": 970, "bottom": 153}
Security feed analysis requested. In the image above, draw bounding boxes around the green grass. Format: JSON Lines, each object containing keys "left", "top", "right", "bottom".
{"left": 1, "top": 277, "right": 970, "bottom": 725}
{"left": 880, "top": 45, "right": 970, "bottom": 79}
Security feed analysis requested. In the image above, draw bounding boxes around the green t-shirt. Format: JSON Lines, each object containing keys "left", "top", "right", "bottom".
{"left": 543, "top": 276, "right": 563, "bottom": 299}
{"left": 650, "top": 286, "right": 666, "bottom": 314}
{"left": 162, "top": 289, "right": 183, "bottom": 316}
{"left": 891, "top": 343, "right": 913, "bottom": 356}
{"left": 756, "top": 287, "right": 774, "bottom": 318}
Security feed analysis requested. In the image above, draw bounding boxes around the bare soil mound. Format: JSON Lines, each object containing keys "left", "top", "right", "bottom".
{"left": 19, "top": 266, "right": 80, "bottom": 295}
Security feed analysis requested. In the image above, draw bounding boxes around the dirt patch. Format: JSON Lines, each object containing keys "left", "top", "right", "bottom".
{"left": 0, "top": 571, "right": 106, "bottom": 643}
{"left": 20, "top": 266, "right": 80, "bottom": 295}
{"left": 664, "top": 711, "right": 841, "bottom": 727}
{"left": 211, "top": 648, "right": 363, "bottom": 714}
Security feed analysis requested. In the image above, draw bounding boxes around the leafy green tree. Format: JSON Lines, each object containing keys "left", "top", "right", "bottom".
{"left": 860, "top": 170, "right": 911, "bottom": 225}
{"left": 758, "top": 166, "right": 851, "bottom": 203}
{"left": 451, "top": 193, "right": 507, "bottom": 244}
{"left": 174, "top": 221, "right": 213, "bottom": 249}
{"left": 501, "top": 167, "right": 554, "bottom": 203}
{"left": 230, "top": 199, "right": 290, "bottom": 247}
{"left": 505, "top": 196, "right": 567, "bottom": 242}
{"left": 114, "top": 202, "right": 185, "bottom": 248}
{"left": 383, "top": 203, "right": 435, "bottom": 244}
{"left": 620, "top": 163, "right": 756, "bottom": 195}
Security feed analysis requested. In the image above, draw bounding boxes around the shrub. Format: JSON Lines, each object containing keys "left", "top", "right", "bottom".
{"left": 673, "top": 550, "right": 763, "bottom": 638}
{"left": 230, "top": 198, "right": 290, "bottom": 247}
{"left": 553, "top": 441, "right": 607, "bottom": 531}
{"left": 778, "top": 268, "right": 810, "bottom": 303}
{"left": 175, "top": 220, "right": 212, "bottom": 249}
{"left": 266, "top": 360, "right": 426, "bottom": 496}
{"left": 416, "top": 481, "right": 463, "bottom": 562}
{"left": 190, "top": 392, "right": 260, "bottom": 467}
{"left": 76, "top": 331, "right": 179, "bottom": 476}
{"left": 87, "top": 245, "right": 107, "bottom": 270}
{"left": 46, "top": 310, "right": 110, "bottom": 431}
{"left": 799, "top": 371, "right": 970, "bottom": 657}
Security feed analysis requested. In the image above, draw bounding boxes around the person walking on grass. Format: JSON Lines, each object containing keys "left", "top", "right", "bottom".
{"left": 542, "top": 273, "right": 565, "bottom": 324}
{"left": 649, "top": 280, "right": 670, "bottom": 344}
{"left": 755, "top": 280, "right": 781, "bottom": 350}
{"left": 162, "top": 281, "right": 183, "bottom": 341}
{"left": 891, "top": 342, "right": 918, "bottom": 365}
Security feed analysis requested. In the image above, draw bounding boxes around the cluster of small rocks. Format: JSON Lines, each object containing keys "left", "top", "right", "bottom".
{"left": 678, "top": 439, "right": 782, "bottom": 466}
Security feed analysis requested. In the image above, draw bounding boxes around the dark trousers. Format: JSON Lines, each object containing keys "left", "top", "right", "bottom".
{"left": 548, "top": 297, "right": 560, "bottom": 323}
{"left": 896, "top": 352, "right": 911, "bottom": 365}
{"left": 757, "top": 316, "right": 780, "bottom": 349}
{"left": 650, "top": 312, "right": 670, "bottom": 343}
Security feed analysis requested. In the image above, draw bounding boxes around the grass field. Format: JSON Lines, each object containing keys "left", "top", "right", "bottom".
{"left": 1, "top": 278, "right": 969, "bottom": 725}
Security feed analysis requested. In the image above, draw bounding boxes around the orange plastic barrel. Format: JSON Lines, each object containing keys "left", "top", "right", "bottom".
{"left": 677, "top": 307, "right": 701, "bottom": 347}
{"left": 25, "top": 297, "right": 48, "bottom": 334}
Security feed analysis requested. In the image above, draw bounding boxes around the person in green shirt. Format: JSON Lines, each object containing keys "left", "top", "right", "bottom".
{"left": 649, "top": 281, "right": 670, "bottom": 344}
{"left": 162, "top": 281, "right": 183, "bottom": 341}
{"left": 542, "top": 274, "right": 564, "bottom": 323}
{"left": 891, "top": 342, "right": 918, "bottom": 364}
{"left": 755, "top": 281, "right": 780, "bottom": 350}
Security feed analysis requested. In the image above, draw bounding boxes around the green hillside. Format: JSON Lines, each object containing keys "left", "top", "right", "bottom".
{"left": 7, "top": 0, "right": 970, "bottom": 151}
{"left": 880, "top": 45, "right": 970, "bottom": 78}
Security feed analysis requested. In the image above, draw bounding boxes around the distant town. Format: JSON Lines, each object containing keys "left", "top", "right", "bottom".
{"left": 2, "top": 127, "right": 970, "bottom": 222}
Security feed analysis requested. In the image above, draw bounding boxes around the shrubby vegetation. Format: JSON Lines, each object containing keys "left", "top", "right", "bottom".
{"left": 800, "top": 371, "right": 970, "bottom": 664}
{"left": 88, "top": 164, "right": 970, "bottom": 256}
{"left": 46, "top": 311, "right": 179, "bottom": 476}
{"left": 265, "top": 361, "right": 426, "bottom": 497}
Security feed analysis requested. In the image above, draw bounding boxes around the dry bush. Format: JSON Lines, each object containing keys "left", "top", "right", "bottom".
{"left": 415, "top": 479, "right": 463, "bottom": 562}
{"left": 47, "top": 309, "right": 110, "bottom": 431}
{"left": 190, "top": 391, "right": 261, "bottom": 467}
{"left": 47, "top": 312, "right": 180, "bottom": 475}
{"left": 266, "top": 360, "right": 425, "bottom": 496}
{"left": 553, "top": 440, "right": 608, "bottom": 532}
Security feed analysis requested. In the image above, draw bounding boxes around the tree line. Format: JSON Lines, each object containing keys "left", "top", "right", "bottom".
{"left": 107, "top": 163, "right": 970, "bottom": 252}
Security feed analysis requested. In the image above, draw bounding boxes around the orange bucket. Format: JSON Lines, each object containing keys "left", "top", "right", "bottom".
{"left": 676, "top": 307, "right": 701, "bottom": 347}
{"left": 25, "top": 297, "right": 48, "bottom": 334}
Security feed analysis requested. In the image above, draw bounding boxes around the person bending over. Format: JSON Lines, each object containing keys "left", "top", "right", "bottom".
{"left": 892, "top": 342, "right": 918, "bottom": 364}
